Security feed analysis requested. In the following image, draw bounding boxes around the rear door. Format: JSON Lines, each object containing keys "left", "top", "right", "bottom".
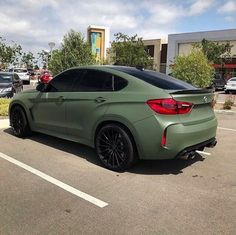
{"left": 65, "top": 69, "right": 114, "bottom": 142}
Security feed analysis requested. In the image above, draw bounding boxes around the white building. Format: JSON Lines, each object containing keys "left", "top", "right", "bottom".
{"left": 166, "top": 29, "right": 236, "bottom": 76}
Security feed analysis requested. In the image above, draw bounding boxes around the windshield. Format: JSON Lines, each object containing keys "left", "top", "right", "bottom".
{"left": 0, "top": 74, "right": 12, "bottom": 83}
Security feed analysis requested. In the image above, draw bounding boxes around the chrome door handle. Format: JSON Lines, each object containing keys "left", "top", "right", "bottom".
{"left": 95, "top": 97, "right": 106, "bottom": 103}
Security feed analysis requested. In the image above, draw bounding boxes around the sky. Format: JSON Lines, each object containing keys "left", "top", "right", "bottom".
{"left": 0, "top": 0, "right": 236, "bottom": 53}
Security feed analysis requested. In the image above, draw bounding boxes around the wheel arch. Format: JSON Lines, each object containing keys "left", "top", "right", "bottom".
{"left": 9, "top": 102, "right": 31, "bottom": 127}
{"left": 93, "top": 118, "right": 142, "bottom": 159}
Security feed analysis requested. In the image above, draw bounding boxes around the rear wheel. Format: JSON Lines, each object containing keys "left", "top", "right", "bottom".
{"left": 11, "top": 106, "right": 31, "bottom": 137}
{"left": 95, "top": 124, "right": 136, "bottom": 171}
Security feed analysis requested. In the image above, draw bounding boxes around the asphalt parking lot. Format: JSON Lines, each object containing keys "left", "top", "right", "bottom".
{"left": 0, "top": 112, "right": 235, "bottom": 235}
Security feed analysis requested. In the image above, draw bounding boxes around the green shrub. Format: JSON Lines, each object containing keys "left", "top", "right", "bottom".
{"left": 171, "top": 49, "right": 214, "bottom": 88}
{"left": 223, "top": 100, "right": 233, "bottom": 110}
{"left": 0, "top": 98, "right": 11, "bottom": 116}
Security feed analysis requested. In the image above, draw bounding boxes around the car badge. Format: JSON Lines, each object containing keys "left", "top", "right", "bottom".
{"left": 203, "top": 96, "right": 208, "bottom": 103}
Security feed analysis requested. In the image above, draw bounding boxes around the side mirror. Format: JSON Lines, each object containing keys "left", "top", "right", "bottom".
{"left": 36, "top": 83, "right": 47, "bottom": 92}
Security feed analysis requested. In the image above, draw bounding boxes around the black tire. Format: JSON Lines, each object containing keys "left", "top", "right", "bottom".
{"left": 95, "top": 124, "right": 137, "bottom": 171}
{"left": 225, "top": 90, "right": 229, "bottom": 94}
{"left": 10, "top": 106, "right": 31, "bottom": 137}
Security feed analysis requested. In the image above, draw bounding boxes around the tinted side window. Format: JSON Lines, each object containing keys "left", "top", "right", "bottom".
{"left": 114, "top": 76, "right": 128, "bottom": 91}
{"left": 47, "top": 70, "right": 82, "bottom": 92}
{"left": 74, "top": 70, "right": 112, "bottom": 91}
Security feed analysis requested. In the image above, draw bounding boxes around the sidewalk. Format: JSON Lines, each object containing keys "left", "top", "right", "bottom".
{"left": 0, "top": 119, "right": 10, "bottom": 129}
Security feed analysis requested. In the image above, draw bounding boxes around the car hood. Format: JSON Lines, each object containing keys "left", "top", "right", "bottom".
{"left": 0, "top": 83, "right": 12, "bottom": 88}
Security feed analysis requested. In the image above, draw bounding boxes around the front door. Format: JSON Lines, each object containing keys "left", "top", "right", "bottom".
{"left": 31, "top": 91, "right": 66, "bottom": 134}
{"left": 31, "top": 69, "right": 79, "bottom": 135}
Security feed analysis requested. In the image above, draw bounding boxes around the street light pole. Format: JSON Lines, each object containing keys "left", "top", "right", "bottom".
{"left": 48, "top": 42, "right": 56, "bottom": 66}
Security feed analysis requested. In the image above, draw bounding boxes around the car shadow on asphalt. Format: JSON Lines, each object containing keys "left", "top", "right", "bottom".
{"left": 130, "top": 155, "right": 205, "bottom": 175}
{"left": 4, "top": 128, "right": 205, "bottom": 175}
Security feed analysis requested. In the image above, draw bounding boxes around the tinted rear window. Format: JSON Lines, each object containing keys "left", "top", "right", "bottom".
{"left": 229, "top": 78, "right": 236, "bottom": 82}
{"left": 111, "top": 67, "right": 196, "bottom": 90}
{"left": 14, "top": 69, "right": 27, "bottom": 73}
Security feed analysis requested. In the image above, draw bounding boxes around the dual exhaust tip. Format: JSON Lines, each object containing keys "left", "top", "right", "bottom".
{"left": 180, "top": 140, "right": 217, "bottom": 160}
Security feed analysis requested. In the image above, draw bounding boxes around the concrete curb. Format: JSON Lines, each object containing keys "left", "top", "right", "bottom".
{"left": 214, "top": 109, "right": 236, "bottom": 114}
{"left": 0, "top": 119, "right": 10, "bottom": 129}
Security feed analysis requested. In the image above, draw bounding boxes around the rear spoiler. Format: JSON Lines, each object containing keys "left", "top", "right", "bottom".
{"left": 169, "top": 89, "right": 213, "bottom": 94}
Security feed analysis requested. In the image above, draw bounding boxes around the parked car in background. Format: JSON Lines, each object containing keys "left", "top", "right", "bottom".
{"left": 0, "top": 72, "right": 23, "bottom": 98}
{"left": 9, "top": 68, "right": 30, "bottom": 84}
{"left": 225, "top": 77, "right": 236, "bottom": 93}
{"left": 38, "top": 70, "right": 53, "bottom": 84}
{"left": 212, "top": 74, "right": 226, "bottom": 91}
{"left": 9, "top": 66, "right": 217, "bottom": 171}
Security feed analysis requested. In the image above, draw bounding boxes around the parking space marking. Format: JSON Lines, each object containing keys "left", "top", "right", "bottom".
{"left": 0, "top": 152, "right": 108, "bottom": 208}
{"left": 218, "top": 127, "right": 236, "bottom": 132}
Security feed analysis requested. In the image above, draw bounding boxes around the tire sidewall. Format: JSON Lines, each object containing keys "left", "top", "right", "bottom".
{"left": 11, "top": 106, "right": 30, "bottom": 137}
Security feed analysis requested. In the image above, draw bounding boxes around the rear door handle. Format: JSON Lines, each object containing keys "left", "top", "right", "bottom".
{"left": 57, "top": 96, "right": 65, "bottom": 102}
{"left": 95, "top": 97, "right": 106, "bottom": 103}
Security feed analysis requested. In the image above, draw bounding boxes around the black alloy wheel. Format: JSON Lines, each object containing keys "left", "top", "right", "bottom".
{"left": 11, "top": 106, "right": 31, "bottom": 137}
{"left": 95, "top": 124, "right": 136, "bottom": 171}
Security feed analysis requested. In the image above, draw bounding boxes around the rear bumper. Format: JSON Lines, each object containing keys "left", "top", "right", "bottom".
{"left": 133, "top": 115, "right": 217, "bottom": 160}
{"left": 175, "top": 137, "right": 217, "bottom": 159}
{"left": 225, "top": 85, "right": 236, "bottom": 91}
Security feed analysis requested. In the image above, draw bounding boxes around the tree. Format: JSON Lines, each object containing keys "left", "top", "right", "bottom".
{"left": 0, "top": 37, "right": 22, "bottom": 70}
{"left": 38, "top": 50, "right": 50, "bottom": 68}
{"left": 194, "top": 38, "right": 233, "bottom": 64}
{"left": 21, "top": 51, "right": 35, "bottom": 68}
{"left": 48, "top": 29, "right": 95, "bottom": 75}
{"left": 172, "top": 49, "right": 214, "bottom": 88}
{"left": 109, "top": 33, "right": 153, "bottom": 68}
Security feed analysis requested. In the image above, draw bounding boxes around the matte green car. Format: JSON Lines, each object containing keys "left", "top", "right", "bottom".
{"left": 9, "top": 66, "right": 217, "bottom": 171}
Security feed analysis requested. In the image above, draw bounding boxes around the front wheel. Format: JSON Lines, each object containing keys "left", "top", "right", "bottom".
{"left": 10, "top": 106, "right": 31, "bottom": 137}
{"left": 95, "top": 124, "right": 137, "bottom": 171}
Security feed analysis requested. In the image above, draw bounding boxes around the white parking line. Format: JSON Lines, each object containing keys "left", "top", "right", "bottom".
{"left": 218, "top": 127, "right": 236, "bottom": 132}
{"left": 0, "top": 152, "right": 108, "bottom": 208}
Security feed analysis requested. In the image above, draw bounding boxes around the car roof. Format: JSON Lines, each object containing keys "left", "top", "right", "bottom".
{"left": 229, "top": 77, "right": 236, "bottom": 81}
{"left": 67, "top": 65, "right": 195, "bottom": 90}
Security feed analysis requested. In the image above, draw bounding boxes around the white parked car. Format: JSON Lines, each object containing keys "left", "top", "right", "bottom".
{"left": 225, "top": 77, "right": 236, "bottom": 94}
{"left": 9, "top": 68, "right": 30, "bottom": 84}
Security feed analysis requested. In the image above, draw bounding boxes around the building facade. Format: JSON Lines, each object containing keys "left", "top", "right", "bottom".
{"left": 87, "top": 25, "right": 110, "bottom": 63}
{"left": 166, "top": 29, "right": 236, "bottom": 77}
{"left": 143, "top": 39, "right": 167, "bottom": 73}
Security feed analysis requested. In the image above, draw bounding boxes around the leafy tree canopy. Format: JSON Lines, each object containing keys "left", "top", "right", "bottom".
{"left": 172, "top": 49, "right": 214, "bottom": 88}
{"left": 194, "top": 38, "right": 233, "bottom": 64}
{"left": 0, "top": 37, "right": 22, "bottom": 70}
{"left": 48, "top": 29, "right": 95, "bottom": 75}
{"left": 109, "top": 33, "right": 153, "bottom": 68}
{"left": 21, "top": 51, "right": 35, "bottom": 68}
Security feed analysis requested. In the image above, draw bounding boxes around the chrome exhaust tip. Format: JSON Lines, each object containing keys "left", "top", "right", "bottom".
{"left": 180, "top": 151, "right": 196, "bottom": 160}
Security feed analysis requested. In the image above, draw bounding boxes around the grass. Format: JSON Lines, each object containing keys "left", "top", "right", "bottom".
{"left": 0, "top": 98, "right": 11, "bottom": 116}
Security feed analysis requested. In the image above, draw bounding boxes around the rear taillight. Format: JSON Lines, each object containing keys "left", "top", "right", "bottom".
{"left": 147, "top": 98, "right": 193, "bottom": 115}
